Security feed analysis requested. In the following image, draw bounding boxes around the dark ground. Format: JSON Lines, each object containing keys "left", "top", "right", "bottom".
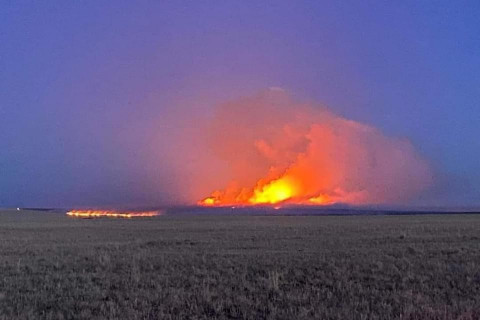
{"left": 0, "top": 209, "right": 479, "bottom": 319}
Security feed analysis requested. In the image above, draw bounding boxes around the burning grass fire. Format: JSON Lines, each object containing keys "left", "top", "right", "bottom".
{"left": 197, "top": 89, "right": 432, "bottom": 207}
{"left": 66, "top": 210, "right": 161, "bottom": 219}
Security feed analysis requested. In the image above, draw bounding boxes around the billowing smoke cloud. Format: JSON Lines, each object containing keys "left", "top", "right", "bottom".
{"left": 194, "top": 89, "right": 432, "bottom": 206}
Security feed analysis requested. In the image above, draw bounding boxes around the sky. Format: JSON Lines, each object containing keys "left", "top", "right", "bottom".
{"left": 0, "top": 1, "right": 479, "bottom": 208}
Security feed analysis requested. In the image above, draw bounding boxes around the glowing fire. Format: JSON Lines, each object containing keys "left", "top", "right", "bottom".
{"left": 199, "top": 177, "right": 330, "bottom": 206}
{"left": 66, "top": 210, "right": 161, "bottom": 218}
{"left": 249, "top": 177, "right": 296, "bottom": 204}
{"left": 196, "top": 89, "right": 431, "bottom": 207}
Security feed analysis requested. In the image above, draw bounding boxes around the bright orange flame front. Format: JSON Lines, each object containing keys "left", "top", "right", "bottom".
{"left": 249, "top": 178, "right": 294, "bottom": 204}
{"left": 202, "top": 197, "right": 216, "bottom": 206}
{"left": 66, "top": 210, "right": 161, "bottom": 219}
{"left": 199, "top": 177, "right": 333, "bottom": 207}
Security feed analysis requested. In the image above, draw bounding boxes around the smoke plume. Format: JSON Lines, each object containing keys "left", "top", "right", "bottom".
{"left": 195, "top": 89, "right": 432, "bottom": 206}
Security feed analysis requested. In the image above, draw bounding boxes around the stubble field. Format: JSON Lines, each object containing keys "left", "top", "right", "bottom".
{"left": 0, "top": 209, "right": 479, "bottom": 319}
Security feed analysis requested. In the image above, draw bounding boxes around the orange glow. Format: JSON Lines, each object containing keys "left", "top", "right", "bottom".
{"left": 249, "top": 178, "right": 295, "bottom": 204}
{"left": 308, "top": 194, "right": 334, "bottom": 205}
{"left": 196, "top": 90, "right": 432, "bottom": 207}
{"left": 200, "top": 197, "right": 216, "bottom": 206}
{"left": 66, "top": 210, "right": 161, "bottom": 219}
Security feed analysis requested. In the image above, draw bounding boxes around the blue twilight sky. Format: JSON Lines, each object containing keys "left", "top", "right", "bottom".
{"left": 0, "top": 1, "right": 479, "bottom": 208}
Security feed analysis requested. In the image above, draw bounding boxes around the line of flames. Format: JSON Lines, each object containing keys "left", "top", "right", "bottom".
{"left": 66, "top": 210, "right": 161, "bottom": 219}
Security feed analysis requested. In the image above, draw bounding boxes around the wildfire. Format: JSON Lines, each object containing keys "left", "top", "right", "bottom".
{"left": 199, "top": 176, "right": 333, "bottom": 206}
{"left": 250, "top": 178, "right": 295, "bottom": 204}
{"left": 66, "top": 210, "right": 161, "bottom": 219}
{"left": 196, "top": 89, "right": 431, "bottom": 207}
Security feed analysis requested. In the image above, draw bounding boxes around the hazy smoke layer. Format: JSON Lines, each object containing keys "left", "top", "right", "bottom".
{"left": 197, "top": 89, "right": 432, "bottom": 206}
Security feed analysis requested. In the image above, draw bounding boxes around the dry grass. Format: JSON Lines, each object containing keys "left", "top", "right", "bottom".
{"left": 0, "top": 210, "right": 479, "bottom": 319}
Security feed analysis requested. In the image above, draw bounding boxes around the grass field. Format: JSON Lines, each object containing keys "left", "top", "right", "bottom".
{"left": 1, "top": 209, "right": 479, "bottom": 319}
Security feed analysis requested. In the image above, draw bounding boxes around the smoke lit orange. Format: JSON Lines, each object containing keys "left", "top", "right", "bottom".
{"left": 66, "top": 210, "right": 161, "bottom": 218}
{"left": 197, "top": 89, "right": 431, "bottom": 207}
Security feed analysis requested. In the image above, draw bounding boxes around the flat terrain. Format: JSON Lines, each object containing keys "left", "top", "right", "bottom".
{"left": 0, "top": 210, "right": 479, "bottom": 319}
